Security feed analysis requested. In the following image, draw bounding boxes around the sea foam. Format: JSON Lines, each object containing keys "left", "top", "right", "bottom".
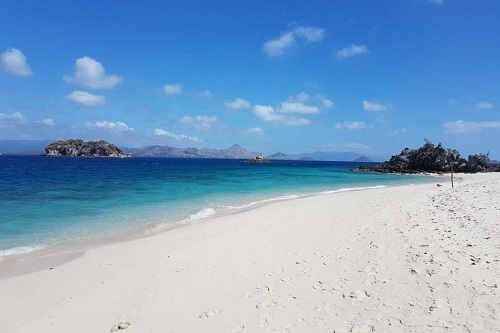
{"left": 0, "top": 245, "right": 44, "bottom": 257}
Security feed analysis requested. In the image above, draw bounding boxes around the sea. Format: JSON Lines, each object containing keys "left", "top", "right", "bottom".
{"left": 0, "top": 155, "right": 433, "bottom": 257}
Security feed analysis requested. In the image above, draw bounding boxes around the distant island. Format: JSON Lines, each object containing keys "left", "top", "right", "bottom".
{"left": 358, "top": 140, "right": 500, "bottom": 174}
{"left": 1, "top": 139, "right": 374, "bottom": 162}
{"left": 45, "top": 139, "right": 130, "bottom": 158}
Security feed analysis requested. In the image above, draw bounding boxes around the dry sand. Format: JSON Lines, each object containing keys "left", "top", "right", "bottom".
{"left": 0, "top": 173, "right": 499, "bottom": 333}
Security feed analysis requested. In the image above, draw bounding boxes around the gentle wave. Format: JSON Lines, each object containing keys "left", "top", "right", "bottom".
{"left": 225, "top": 194, "right": 300, "bottom": 210}
{"left": 185, "top": 207, "right": 217, "bottom": 222}
{"left": 320, "top": 185, "right": 387, "bottom": 194}
{"left": 0, "top": 245, "right": 44, "bottom": 257}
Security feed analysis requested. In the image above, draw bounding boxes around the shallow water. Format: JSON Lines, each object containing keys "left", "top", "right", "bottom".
{"left": 0, "top": 155, "right": 432, "bottom": 255}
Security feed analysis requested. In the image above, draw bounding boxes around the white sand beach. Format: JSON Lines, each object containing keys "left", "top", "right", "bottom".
{"left": 1, "top": 173, "right": 499, "bottom": 333}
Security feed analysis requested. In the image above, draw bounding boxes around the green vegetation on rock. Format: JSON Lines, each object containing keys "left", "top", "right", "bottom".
{"left": 359, "top": 140, "right": 499, "bottom": 174}
{"left": 45, "top": 139, "right": 129, "bottom": 158}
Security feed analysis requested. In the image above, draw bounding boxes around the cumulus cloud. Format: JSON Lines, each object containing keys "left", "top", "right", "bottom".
{"left": 85, "top": 121, "right": 134, "bottom": 133}
{"left": 293, "top": 26, "right": 325, "bottom": 42}
{"left": 154, "top": 128, "right": 203, "bottom": 143}
{"left": 336, "top": 44, "right": 369, "bottom": 59}
{"left": 288, "top": 92, "right": 334, "bottom": 109}
{"left": 253, "top": 105, "right": 311, "bottom": 126}
{"left": 0, "top": 111, "right": 26, "bottom": 123}
{"left": 39, "top": 118, "right": 55, "bottom": 127}
{"left": 362, "top": 100, "right": 392, "bottom": 112}
{"left": 225, "top": 98, "right": 251, "bottom": 110}
{"left": 65, "top": 91, "right": 106, "bottom": 107}
{"left": 322, "top": 99, "right": 334, "bottom": 108}
{"left": 279, "top": 102, "right": 319, "bottom": 114}
{"left": 0, "top": 48, "right": 32, "bottom": 77}
{"left": 164, "top": 84, "right": 183, "bottom": 95}
{"left": 179, "top": 115, "right": 217, "bottom": 131}
{"left": 444, "top": 120, "right": 500, "bottom": 134}
{"left": 335, "top": 121, "right": 369, "bottom": 130}
{"left": 476, "top": 101, "right": 494, "bottom": 110}
{"left": 243, "top": 127, "right": 264, "bottom": 135}
{"left": 64, "top": 57, "right": 123, "bottom": 89}
{"left": 263, "top": 32, "right": 296, "bottom": 57}
{"left": 263, "top": 26, "right": 324, "bottom": 57}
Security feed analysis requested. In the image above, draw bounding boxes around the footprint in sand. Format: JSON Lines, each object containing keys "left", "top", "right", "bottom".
{"left": 347, "top": 290, "right": 370, "bottom": 305}
{"left": 310, "top": 315, "right": 327, "bottom": 327}
{"left": 256, "top": 299, "right": 278, "bottom": 309}
{"left": 110, "top": 321, "right": 131, "bottom": 332}
{"left": 350, "top": 323, "right": 375, "bottom": 332}
{"left": 259, "top": 312, "right": 274, "bottom": 327}
{"left": 198, "top": 309, "right": 221, "bottom": 318}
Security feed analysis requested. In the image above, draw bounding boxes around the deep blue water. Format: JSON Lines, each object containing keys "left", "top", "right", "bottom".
{"left": 0, "top": 155, "right": 431, "bottom": 256}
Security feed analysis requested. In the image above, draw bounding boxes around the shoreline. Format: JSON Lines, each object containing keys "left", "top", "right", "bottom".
{"left": 1, "top": 173, "right": 498, "bottom": 332}
{"left": 0, "top": 178, "right": 441, "bottom": 276}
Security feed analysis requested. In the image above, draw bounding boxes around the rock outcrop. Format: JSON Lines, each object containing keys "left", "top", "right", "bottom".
{"left": 45, "top": 139, "right": 129, "bottom": 158}
{"left": 359, "top": 141, "right": 499, "bottom": 174}
{"left": 249, "top": 154, "right": 269, "bottom": 163}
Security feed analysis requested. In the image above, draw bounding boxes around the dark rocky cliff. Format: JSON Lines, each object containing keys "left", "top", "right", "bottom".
{"left": 45, "top": 139, "right": 129, "bottom": 158}
{"left": 359, "top": 141, "right": 499, "bottom": 174}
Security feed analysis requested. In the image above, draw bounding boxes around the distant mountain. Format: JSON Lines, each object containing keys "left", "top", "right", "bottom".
{"left": 268, "top": 151, "right": 372, "bottom": 162}
{"left": 353, "top": 156, "right": 373, "bottom": 163}
{"left": 0, "top": 140, "right": 52, "bottom": 155}
{"left": 124, "top": 144, "right": 257, "bottom": 159}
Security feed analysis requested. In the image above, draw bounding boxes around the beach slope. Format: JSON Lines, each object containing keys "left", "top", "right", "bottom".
{"left": 1, "top": 174, "right": 499, "bottom": 332}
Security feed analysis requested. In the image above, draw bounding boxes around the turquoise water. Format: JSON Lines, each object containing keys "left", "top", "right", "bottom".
{"left": 0, "top": 155, "right": 432, "bottom": 256}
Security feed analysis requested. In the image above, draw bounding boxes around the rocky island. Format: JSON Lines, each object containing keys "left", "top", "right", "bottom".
{"left": 358, "top": 140, "right": 499, "bottom": 174}
{"left": 45, "top": 139, "right": 130, "bottom": 158}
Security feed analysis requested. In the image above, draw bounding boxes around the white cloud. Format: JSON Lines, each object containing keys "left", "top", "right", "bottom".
{"left": 254, "top": 105, "right": 284, "bottom": 122}
{"left": 39, "top": 118, "right": 55, "bottom": 127}
{"left": 321, "top": 98, "right": 334, "bottom": 108}
{"left": 243, "top": 127, "right": 264, "bottom": 135}
{"left": 279, "top": 102, "right": 319, "bottom": 114}
{"left": 263, "top": 26, "right": 324, "bottom": 57}
{"left": 164, "top": 84, "right": 183, "bottom": 95}
{"left": 85, "top": 121, "right": 134, "bottom": 133}
{"left": 476, "top": 101, "right": 494, "bottom": 110}
{"left": 225, "top": 98, "right": 251, "bottom": 110}
{"left": 335, "top": 121, "right": 369, "bottom": 130}
{"left": 263, "top": 32, "right": 296, "bottom": 57}
{"left": 179, "top": 115, "right": 217, "bottom": 131}
{"left": 293, "top": 92, "right": 310, "bottom": 103}
{"left": 444, "top": 120, "right": 500, "bottom": 134}
{"left": 293, "top": 26, "right": 325, "bottom": 42}
{"left": 65, "top": 91, "right": 106, "bottom": 107}
{"left": 154, "top": 128, "right": 203, "bottom": 142}
{"left": 336, "top": 44, "right": 369, "bottom": 59}
{"left": 0, "top": 111, "right": 26, "bottom": 123}
{"left": 0, "top": 48, "right": 32, "bottom": 77}
{"left": 288, "top": 92, "right": 334, "bottom": 110}
{"left": 363, "top": 100, "right": 392, "bottom": 112}
{"left": 253, "top": 105, "right": 311, "bottom": 126}
{"left": 64, "top": 56, "right": 123, "bottom": 89}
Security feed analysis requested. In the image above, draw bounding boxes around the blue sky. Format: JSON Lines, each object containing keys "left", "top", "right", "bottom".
{"left": 1, "top": 0, "right": 499, "bottom": 160}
